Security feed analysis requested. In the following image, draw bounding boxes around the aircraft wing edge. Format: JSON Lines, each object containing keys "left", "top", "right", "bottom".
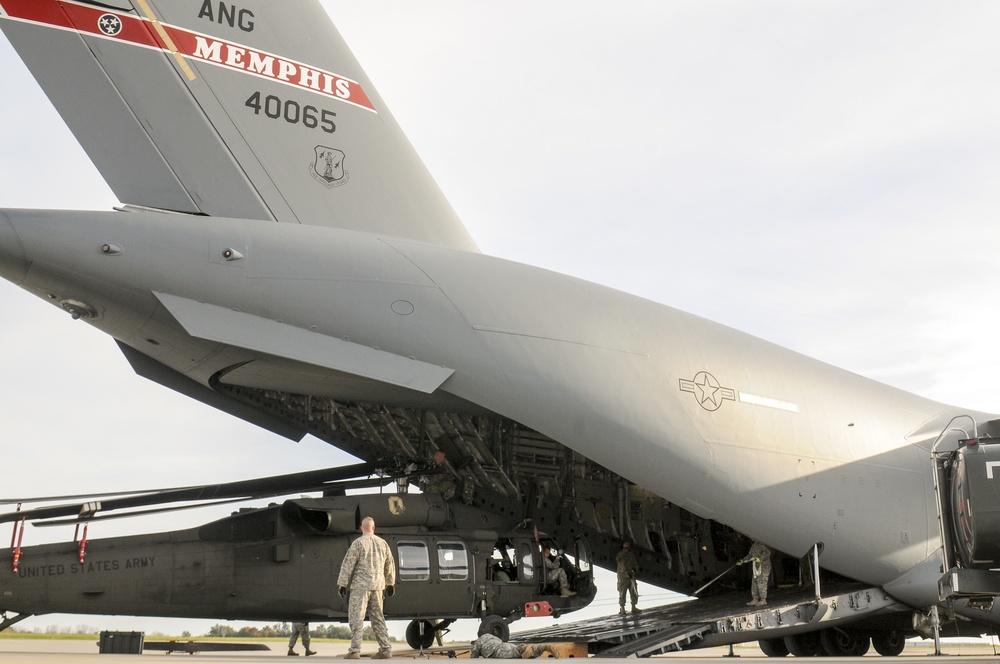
{"left": 116, "top": 340, "right": 307, "bottom": 441}
{"left": 154, "top": 291, "right": 454, "bottom": 394}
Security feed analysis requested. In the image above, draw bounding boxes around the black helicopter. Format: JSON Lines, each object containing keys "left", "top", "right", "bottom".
{"left": 0, "top": 462, "right": 595, "bottom": 648}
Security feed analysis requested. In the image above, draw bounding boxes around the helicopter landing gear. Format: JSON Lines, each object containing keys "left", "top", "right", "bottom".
{"left": 405, "top": 618, "right": 454, "bottom": 650}
{"left": 0, "top": 612, "right": 32, "bottom": 632}
{"left": 477, "top": 615, "right": 510, "bottom": 641}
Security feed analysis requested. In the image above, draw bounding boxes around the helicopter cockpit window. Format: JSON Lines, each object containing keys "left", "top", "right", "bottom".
{"left": 437, "top": 541, "right": 469, "bottom": 581}
{"left": 574, "top": 539, "right": 592, "bottom": 572}
{"left": 491, "top": 541, "right": 517, "bottom": 582}
{"left": 518, "top": 542, "right": 535, "bottom": 581}
{"left": 397, "top": 541, "right": 430, "bottom": 581}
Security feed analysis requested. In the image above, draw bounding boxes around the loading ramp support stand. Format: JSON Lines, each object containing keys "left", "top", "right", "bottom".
{"left": 595, "top": 623, "right": 712, "bottom": 658}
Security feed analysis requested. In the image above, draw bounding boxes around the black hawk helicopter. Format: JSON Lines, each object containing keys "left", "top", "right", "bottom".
{"left": 0, "top": 461, "right": 595, "bottom": 648}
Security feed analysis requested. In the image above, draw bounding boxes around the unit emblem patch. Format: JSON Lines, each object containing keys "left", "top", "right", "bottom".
{"left": 309, "top": 146, "right": 349, "bottom": 188}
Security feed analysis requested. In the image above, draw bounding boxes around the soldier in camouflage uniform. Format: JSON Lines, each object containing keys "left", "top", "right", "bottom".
{"left": 543, "top": 549, "right": 576, "bottom": 597}
{"left": 419, "top": 450, "right": 459, "bottom": 500}
{"left": 471, "top": 633, "right": 559, "bottom": 658}
{"left": 739, "top": 540, "right": 772, "bottom": 606}
{"left": 337, "top": 516, "right": 397, "bottom": 659}
{"left": 615, "top": 541, "right": 640, "bottom": 615}
{"left": 287, "top": 621, "right": 316, "bottom": 656}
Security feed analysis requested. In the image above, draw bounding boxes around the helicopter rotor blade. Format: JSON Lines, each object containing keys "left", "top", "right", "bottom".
{"left": 0, "top": 488, "right": 182, "bottom": 504}
{"left": 31, "top": 497, "right": 251, "bottom": 527}
{"left": 0, "top": 461, "right": 382, "bottom": 525}
{"left": 28, "top": 475, "right": 401, "bottom": 527}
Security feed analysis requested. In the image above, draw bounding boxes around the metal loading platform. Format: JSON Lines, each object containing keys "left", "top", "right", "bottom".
{"left": 509, "top": 583, "right": 904, "bottom": 657}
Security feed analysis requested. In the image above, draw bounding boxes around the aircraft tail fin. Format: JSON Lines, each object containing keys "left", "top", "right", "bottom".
{"left": 0, "top": 0, "right": 477, "bottom": 250}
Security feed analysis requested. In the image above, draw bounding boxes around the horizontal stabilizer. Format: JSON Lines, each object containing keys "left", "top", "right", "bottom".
{"left": 155, "top": 292, "right": 455, "bottom": 394}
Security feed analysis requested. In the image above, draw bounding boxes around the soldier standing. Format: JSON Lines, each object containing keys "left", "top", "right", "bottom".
{"left": 739, "top": 540, "right": 772, "bottom": 606}
{"left": 287, "top": 621, "right": 316, "bottom": 657}
{"left": 337, "top": 516, "right": 397, "bottom": 659}
{"left": 616, "top": 541, "right": 640, "bottom": 615}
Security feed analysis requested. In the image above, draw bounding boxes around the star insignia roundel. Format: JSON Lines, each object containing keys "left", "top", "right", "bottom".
{"left": 679, "top": 371, "right": 736, "bottom": 411}
{"left": 98, "top": 14, "right": 123, "bottom": 37}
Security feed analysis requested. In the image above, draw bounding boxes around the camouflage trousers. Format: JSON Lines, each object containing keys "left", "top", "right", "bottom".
{"left": 617, "top": 574, "right": 638, "bottom": 608}
{"left": 546, "top": 566, "right": 570, "bottom": 592}
{"left": 288, "top": 622, "right": 310, "bottom": 649}
{"left": 348, "top": 589, "right": 391, "bottom": 654}
{"left": 751, "top": 563, "right": 770, "bottom": 602}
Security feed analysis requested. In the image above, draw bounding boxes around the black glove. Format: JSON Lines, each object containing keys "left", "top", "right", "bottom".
{"left": 338, "top": 586, "right": 347, "bottom": 598}
{"left": 385, "top": 585, "right": 395, "bottom": 597}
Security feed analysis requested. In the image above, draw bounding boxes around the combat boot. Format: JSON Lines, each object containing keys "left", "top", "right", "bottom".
{"left": 618, "top": 606, "right": 625, "bottom": 616}
{"left": 287, "top": 649, "right": 299, "bottom": 656}
{"left": 344, "top": 652, "right": 360, "bottom": 659}
{"left": 631, "top": 605, "right": 641, "bottom": 614}
{"left": 559, "top": 589, "right": 576, "bottom": 597}
{"left": 305, "top": 649, "right": 317, "bottom": 656}
{"left": 371, "top": 650, "right": 392, "bottom": 659}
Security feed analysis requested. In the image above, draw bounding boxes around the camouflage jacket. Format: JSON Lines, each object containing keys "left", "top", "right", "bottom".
{"left": 472, "top": 634, "right": 519, "bottom": 658}
{"left": 337, "top": 533, "right": 396, "bottom": 591}
{"left": 616, "top": 549, "right": 638, "bottom": 580}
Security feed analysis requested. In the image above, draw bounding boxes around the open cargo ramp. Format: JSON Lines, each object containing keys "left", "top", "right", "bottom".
{"left": 510, "top": 583, "right": 906, "bottom": 657}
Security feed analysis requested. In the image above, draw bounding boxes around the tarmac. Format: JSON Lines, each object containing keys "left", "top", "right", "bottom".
{"left": 2, "top": 638, "right": 1000, "bottom": 662}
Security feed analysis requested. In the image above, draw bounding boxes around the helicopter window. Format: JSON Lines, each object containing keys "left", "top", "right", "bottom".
{"left": 518, "top": 542, "right": 535, "bottom": 581}
{"left": 437, "top": 541, "right": 469, "bottom": 581}
{"left": 396, "top": 541, "right": 430, "bottom": 581}
{"left": 573, "top": 540, "right": 592, "bottom": 572}
{"left": 490, "top": 542, "right": 517, "bottom": 582}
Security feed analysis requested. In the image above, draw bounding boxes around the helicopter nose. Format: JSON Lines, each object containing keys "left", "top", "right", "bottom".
{"left": 0, "top": 209, "right": 29, "bottom": 286}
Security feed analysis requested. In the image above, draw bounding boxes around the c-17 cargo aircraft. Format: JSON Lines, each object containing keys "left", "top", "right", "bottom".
{"left": 0, "top": 0, "right": 998, "bottom": 656}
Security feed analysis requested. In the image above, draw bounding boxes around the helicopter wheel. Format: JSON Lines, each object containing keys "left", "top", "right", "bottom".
{"left": 405, "top": 619, "right": 438, "bottom": 650}
{"left": 478, "top": 615, "right": 510, "bottom": 641}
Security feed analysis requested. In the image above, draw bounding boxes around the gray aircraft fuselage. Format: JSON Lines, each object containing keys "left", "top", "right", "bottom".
{"left": 0, "top": 207, "right": 987, "bottom": 619}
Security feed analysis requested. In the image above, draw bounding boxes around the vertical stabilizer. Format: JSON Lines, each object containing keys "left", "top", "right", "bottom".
{"left": 0, "top": 0, "right": 477, "bottom": 250}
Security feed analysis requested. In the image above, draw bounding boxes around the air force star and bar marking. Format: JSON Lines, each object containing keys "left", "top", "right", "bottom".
{"left": 680, "top": 371, "right": 736, "bottom": 411}
{"left": 679, "top": 372, "right": 800, "bottom": 413}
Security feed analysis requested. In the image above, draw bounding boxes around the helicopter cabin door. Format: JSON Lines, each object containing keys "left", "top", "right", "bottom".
{"left": 393, "top": 537, "right": 475, "bottom": 616}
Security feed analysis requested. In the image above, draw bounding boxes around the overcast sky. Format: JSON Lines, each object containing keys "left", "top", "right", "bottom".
{"left": 2, "top": 0, "right": 1000, "bottom": 640}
